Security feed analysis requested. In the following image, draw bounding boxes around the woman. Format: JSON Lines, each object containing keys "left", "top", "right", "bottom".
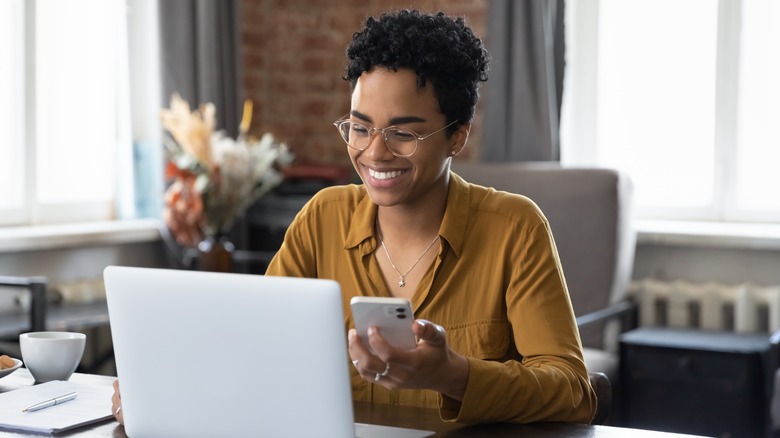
{"left": 114, "top": 9, "right": 596, "bottom": 425}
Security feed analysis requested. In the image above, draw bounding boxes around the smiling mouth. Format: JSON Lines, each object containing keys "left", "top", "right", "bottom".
{"left": 368, "top": 168, "right": 405, "bottom": 180}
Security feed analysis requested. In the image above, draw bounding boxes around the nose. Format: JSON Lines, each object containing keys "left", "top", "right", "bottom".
{"left": 364, "top": 128, "right": 394, "bottom": 159}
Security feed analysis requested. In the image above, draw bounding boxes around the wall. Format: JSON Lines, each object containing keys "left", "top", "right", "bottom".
{"left": 634, "top": 242, "right": 780, "bottom": 286}
{"left": 0, "top": 241, "right": 168, "bottom": 314}
{"left": 239, "top": 0, "right": 488, "bottom": 167}
{"left": 0, "top": 242, "right": 166, "bottom": 284}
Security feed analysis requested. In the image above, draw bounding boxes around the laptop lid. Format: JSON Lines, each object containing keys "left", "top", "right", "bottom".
{"left": 104, "top": 266, "right": 354, "bottom": 438}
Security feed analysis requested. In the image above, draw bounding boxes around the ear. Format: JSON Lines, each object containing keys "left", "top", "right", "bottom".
{"left": 449, "top": 122, "right": 471, "bottom": 157}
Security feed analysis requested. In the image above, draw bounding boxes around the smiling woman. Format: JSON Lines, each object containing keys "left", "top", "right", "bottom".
{"left": 262, "top": 9, "right": 597, "bottom": 425}
{"left": 0, "top": 0, "right": 131, "bottom": 227}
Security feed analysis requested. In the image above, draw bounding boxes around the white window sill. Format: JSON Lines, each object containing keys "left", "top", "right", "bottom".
{"left": 637, "top": 219, "right": 780, "bottom": 250}
{"left": 0, "top": 218, "right": 162, "bottom": 253}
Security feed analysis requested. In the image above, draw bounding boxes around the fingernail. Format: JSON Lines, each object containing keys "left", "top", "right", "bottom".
{"left": 368, "top": 326, "right": 377, "bottom": 336}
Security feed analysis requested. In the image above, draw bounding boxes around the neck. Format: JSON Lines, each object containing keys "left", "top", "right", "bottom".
{"left": 376, "top": 173, "right": 450, "bottom": 241}
{"left": 376, "top": 202, "right": 445, "bottom": 245}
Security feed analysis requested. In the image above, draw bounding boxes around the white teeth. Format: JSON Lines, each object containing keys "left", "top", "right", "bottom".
{"left": 369, "top": 168, "right": 403, "bottom": 180}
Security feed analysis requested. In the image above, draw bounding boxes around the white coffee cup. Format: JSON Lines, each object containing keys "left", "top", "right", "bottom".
{"left": 19, "top": 332, "right": 86, "bottom": 383}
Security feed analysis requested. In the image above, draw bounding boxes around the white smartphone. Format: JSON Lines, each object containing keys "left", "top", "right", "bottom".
{"left": 350, "top": 296, "right": 417, "bottom": 352}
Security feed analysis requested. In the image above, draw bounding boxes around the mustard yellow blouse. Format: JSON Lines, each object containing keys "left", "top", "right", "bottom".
{"left": 265, "top": 172, "right": 597, "bottom": 424}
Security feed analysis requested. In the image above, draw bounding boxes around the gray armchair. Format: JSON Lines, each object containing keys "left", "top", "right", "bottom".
{"left": 451, "top": 161, "right": 636, "bottom": 385}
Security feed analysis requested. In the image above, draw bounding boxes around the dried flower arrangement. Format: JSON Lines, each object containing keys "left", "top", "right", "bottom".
{"left": 161, "top": 93, "right": 293, "bottom": 248}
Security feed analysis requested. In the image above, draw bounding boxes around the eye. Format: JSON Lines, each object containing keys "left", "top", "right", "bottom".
{"left": 350, "top": 123, "right": 370, "bottom": 136}
{"left": 388, "top": 129, "right": 416, "bottom": 142}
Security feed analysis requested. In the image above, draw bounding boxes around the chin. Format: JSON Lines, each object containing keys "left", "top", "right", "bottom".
{"left": 364, "top": 187, "right": 402, "bottom": 207}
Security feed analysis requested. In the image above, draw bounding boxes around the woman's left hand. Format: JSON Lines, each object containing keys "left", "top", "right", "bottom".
{"left": 348, "top": 319, "right": 469, "bottom": 401}
{"left": 111, "top": 379, "right": 124, "bottom": 425}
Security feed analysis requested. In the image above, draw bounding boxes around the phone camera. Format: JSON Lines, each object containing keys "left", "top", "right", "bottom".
{"left": 395, "top": 307, "right": 407, "bottom": 319}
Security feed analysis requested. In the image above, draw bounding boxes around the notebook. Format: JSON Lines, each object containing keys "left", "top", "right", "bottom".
{"left": 0, "top": 380, "right": 114, "bottom": 434}
{"left": 103, "top": 266, "right": 433, "bottom": 438}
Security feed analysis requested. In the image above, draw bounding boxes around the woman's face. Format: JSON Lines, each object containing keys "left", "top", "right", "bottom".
{"left": 348, "top": 68, "right": 466, "bottom": 209}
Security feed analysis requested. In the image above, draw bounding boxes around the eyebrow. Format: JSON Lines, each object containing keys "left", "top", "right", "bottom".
{"left": 350, "top": 110, "right": 426, "bottom": 126}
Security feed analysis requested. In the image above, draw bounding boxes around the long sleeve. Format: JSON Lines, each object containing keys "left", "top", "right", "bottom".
{"left": 438, "top": 218, "right": 595, "bottom": 423}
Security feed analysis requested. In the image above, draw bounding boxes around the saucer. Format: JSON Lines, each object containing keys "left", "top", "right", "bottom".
{"left": 0, "top": 358, "right": 23, "bottom": 379}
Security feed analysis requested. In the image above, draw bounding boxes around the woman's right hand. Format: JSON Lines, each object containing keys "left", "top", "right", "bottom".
{"left": 347, "top": 319, "right": 469, "bottom": 401}
{"left": 111, "top": 379, "right": 124, "bottom": 425}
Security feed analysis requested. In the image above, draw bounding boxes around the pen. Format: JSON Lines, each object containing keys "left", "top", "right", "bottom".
{"left": 22, "top": 392, "right": 78, "bottom": 412}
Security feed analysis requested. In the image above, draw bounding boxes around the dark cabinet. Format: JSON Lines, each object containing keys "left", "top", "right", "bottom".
{"left": 620, "top": 328, "right": 773, "bottom": 437}
{"left": 230, "top": 165, "right": 354, "bottom": 273}
{"left": 231, "top": 193, "right": 312, "bottom": 273}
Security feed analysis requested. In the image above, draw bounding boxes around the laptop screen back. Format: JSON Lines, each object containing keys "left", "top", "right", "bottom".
{"left": 104, "top": 266, "right": 354, "bottom": 438}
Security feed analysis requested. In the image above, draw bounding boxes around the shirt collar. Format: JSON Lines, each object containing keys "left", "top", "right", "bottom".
{"left": 440, "top": 172, "right": 470, "bottom": 259}
{"left": 345, "top": 187, "right": 377, "bottom": 252}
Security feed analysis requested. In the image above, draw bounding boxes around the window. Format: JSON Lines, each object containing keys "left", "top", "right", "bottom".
{"left": 0, "top": 0, "right": 132, "bottom": 226}
{"left": 562, "top": 0, "right": 780, "bottom": 223}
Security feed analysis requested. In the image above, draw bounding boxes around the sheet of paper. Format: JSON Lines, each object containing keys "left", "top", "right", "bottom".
{"left": 0, "top": 380, "right": 114, "bottom": 433}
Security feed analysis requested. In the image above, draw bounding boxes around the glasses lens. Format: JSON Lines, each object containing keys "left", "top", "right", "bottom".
{"left": 384, "top": 128, "right": 417, "bottom": 156}
{"left": 339, "top": 121, "right": 370, "bottom": 150}
{"left": 336, "top": 121, "right": 419, "bottom": 156}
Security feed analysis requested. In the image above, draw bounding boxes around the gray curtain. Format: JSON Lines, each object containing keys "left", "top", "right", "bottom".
{"left": 482, "top": 0, "right": 565, "bottom": 162}
{"left": 158, "top": 0, "right": 242, "bottom": 138}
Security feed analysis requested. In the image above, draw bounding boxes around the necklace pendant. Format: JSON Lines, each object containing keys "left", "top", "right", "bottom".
{"left": 398, "top": 278, "right": 406, "bottom": 287}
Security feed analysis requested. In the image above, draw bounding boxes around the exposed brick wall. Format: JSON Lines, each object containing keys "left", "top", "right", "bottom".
{"left": 239, "top": 0, "right": 488, "bottom": 167}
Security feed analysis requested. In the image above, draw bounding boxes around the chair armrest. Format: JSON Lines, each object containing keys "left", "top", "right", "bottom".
{"left": 576, "top": 298, "right": 637, "bottom": 329}
{"left": 588, "top": 371, "right": 612, "bottom": 425}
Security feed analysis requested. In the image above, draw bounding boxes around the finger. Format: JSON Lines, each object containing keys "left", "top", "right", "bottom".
{"left": 348, "top": 329, "right": 369, "bottom": 358}
{"left": 350, "top": 328, "right": 396, "bottom": 382}
{"left": 373, "top": 362, "right": 391, "bottom": 383}
{"left": 414, "top": 319, "right": 446, "bottom": 346}
{"left": 367, "top": 326, "right": 395, "bottom": 358}
{"left": 111, "top": 379, "right": 124, "bottom": 424}
{"left": 348, "top": 329, "right": 374, "bottom": 373}
{"left": 114, "top": 405, "right": 124, "bottom": 425}
{"left": 111, "top": 398, "right": 123, "bottom": 423}
{"left": 112, "top": 380, "right": 120, "bottom": 404}
{"left": 347, "top": 330, "right": 359, "bottom": 363}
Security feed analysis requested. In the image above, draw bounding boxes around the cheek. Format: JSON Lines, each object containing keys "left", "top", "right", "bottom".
{"left": 411, "top": 155, "right": 449, "bottom": 180}
{"left": 347, "top": 148, "right": 362, "bottom": 170}
{"left": 415, "top": 144, "right": 452, "bottom": 167}
{"left": 412, "top": 145, "right": 451, "bottom": 179}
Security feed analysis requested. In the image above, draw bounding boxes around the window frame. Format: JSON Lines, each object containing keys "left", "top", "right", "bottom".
{"left": 0, "top": 0, "right": 131, "bottom": 227}
{"left": 562, "top": 0, "right": 779, "bottom": 224}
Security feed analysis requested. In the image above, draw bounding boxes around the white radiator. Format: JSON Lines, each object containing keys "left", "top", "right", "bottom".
{"left": 53, "top": 277, "right": 106, "bottom": 303}
{"left": 630, "top": 278, "right": 780, "bottom": 333}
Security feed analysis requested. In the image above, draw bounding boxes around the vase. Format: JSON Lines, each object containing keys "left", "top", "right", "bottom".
{"left": 197, "top": 234, "right": 235, "bottom": 272}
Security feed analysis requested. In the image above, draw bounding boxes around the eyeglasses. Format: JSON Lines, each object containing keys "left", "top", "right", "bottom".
{"left": 333, "top": 117, "right": 458, "bottom": 158}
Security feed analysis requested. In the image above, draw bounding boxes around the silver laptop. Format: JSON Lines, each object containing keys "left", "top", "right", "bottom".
{"left": 104, "top": 266, "right": 433, "bottom": 438}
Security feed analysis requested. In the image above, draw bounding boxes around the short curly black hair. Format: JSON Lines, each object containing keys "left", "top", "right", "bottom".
{"left": 344, "top": 10, "right": 489, "bottom": 133}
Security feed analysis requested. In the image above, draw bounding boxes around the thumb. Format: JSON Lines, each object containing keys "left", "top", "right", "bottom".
{"left": 414, "top": 319, "right": 446, "bottom": 347}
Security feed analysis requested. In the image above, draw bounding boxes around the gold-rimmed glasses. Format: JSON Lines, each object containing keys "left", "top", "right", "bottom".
{"left": 333, "top": 117, "right": 458, "bottom": 157}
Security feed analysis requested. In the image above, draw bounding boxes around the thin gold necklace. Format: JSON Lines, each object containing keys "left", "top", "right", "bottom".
{"left": 376, "top": 219, "right": 439, "bottom": 287}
